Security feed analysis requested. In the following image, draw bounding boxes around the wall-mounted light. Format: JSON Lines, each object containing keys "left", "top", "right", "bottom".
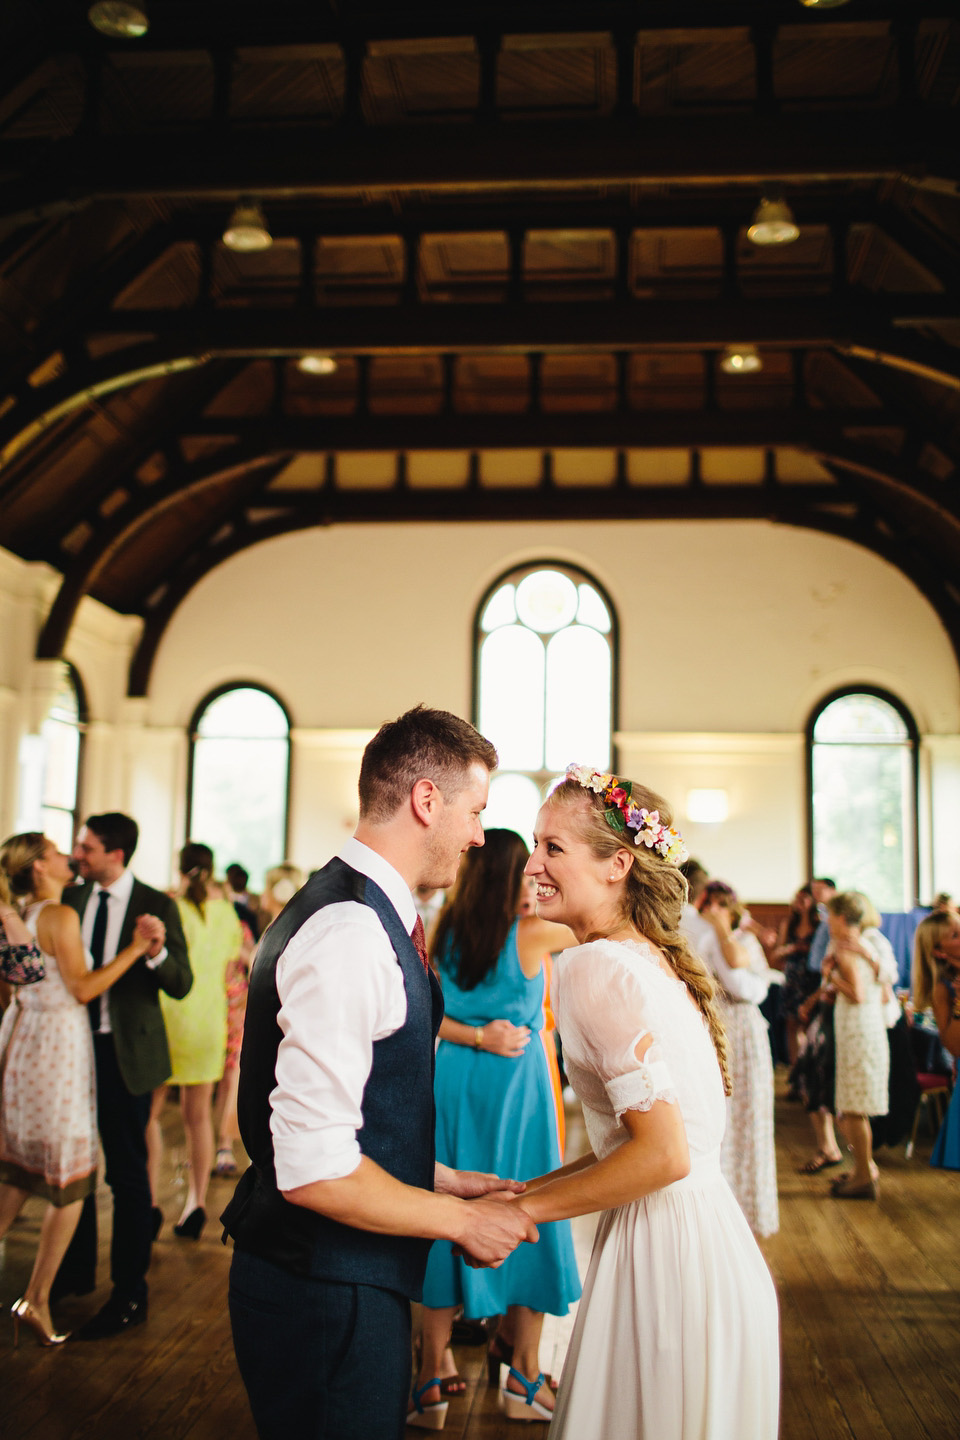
{"left": 222, "top": 198, "right": 273, "bottom": 253}
{"left": 747, "top": 188, "right": 800, "bottom": 246}
{"left": 798, "top": 0, "right": 851, "bottom": 9}
{"left": 686, "top": 789, "right": 729, "bottom": 824}
{"left": 88, "top": 2, "right": 149, "bottom": 38}
{"left": 297, "top": 354, "right": 338, "bottom": 376}
{"left": 720, "top": 344, "right": 762, "bottom": 375}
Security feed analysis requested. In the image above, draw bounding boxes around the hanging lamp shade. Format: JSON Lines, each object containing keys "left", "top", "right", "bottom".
{"left": 747, "top": 190, "right": 800, "bottom": 246}
{"left": 720, "top": 345, "right": 762, "bottom": 375}
{"left": 797, "top": 1, "right": 851, "bottom": 9}
{"left": 223, "top": 199, "right": 273, "bottom": 253}
{"left": 298, "top": 355, "right": 338, "bottom": 375}
{"left": 88, "top": 2, "right": 149, "bottom": 38}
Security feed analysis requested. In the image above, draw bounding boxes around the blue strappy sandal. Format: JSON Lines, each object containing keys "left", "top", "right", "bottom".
{"left": 406, "top": 1377, "right": 449, "bottom": 1430}
{"left": 498, "top": 1365, "right": 554, "bottom": 1422}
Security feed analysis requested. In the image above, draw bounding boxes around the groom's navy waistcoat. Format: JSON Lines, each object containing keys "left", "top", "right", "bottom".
{"left": 220, "top": 857, "right": 444, "bottom": 1300}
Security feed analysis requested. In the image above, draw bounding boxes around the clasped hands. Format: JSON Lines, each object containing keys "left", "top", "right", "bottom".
{"left": 134, "top": 913, "right": 166, "bottom": 958}
{"left": 435, "top": 1162, "right": 539, "bottom": 1269}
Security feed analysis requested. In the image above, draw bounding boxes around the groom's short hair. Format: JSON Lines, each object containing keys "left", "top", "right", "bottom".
{"left": 358, "top": 705, "right": 497, "bottom": 822}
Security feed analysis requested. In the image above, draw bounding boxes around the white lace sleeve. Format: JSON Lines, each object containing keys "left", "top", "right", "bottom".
{"left": 556, "top": 944, "right": 678, "bottom": 1121}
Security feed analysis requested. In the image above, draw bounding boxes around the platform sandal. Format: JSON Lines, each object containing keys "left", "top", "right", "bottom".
{"left": 498, "top": 1366, "right": 554, "bottom": 1423}
{"left": 407, "top": 1378, "right": 449, "bottom": 1430}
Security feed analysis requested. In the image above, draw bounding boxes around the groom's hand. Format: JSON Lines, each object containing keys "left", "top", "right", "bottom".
{"left": 435, "top": 1162, "right": 525, "bottom": 1199}
{"left": 452, "top": 1197, "right": 539, "bottom": 1269}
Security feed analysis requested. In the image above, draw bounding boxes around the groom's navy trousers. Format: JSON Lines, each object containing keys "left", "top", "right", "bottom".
{"left": 229, "top": 1251, "right": 411, "bottom": 1440}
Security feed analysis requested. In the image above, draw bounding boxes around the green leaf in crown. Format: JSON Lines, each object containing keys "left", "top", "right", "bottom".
{"left": 605, "top": 807, "right": 626, "bottom": 833}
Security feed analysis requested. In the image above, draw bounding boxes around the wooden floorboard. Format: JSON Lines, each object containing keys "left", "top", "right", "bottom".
{"left": 1, "top": 1076, "right": 958, "bottom": 1438}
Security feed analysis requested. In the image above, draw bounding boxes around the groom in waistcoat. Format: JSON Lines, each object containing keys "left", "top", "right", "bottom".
{"left": 222, "top": 706, "right": 539, "bottom": 1440}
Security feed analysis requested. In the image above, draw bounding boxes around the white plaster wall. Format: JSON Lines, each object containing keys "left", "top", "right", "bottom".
{"left": 148, "top": 520, "right": 960, "bottom": 736}
{"left": 3, "top": 519, "right": 959, "bottom": 898}
{"left": 141, "top": 519, "right": 960, "bottom": 894}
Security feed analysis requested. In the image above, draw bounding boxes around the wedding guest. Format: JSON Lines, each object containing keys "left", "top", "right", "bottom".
{"left": 773, "top": 884, "right": 820, "bottom": 1073}
{"left": 719, "top": 894, "right": 779, "bottom": 1237}
{"left": 517, "top": 767, "right": 779, "bottom": 1439}
{"left": 821, "top": 891, "right": 890, "bottom": 1199}
{"left": 257, "top": 861, "right": 304, "bottom": 936}
{"left": 60, "top": 811, "right": 191, "bottom": 1338}
{"left": 0, "top": 835, "right": 158, "bottom": 1346}
{"left": 147, "top": 843, "right": 242, "bottom": 1240}
{"left": 221, "top": 706, "right": 537, "bottom": 1440}
{"left": 913, "top": 910, "right": 960, "bottom": 1169}
{"left": 214, "top": 911, "right": 257, "bottom": 1177}
{"left": 410, "top": 830, "right": 580, "bottom": 1429}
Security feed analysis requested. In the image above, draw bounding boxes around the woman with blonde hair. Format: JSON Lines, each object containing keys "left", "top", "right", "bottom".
{"left": 147, "top": 842, "right": 241, "bottom": 1240}
{"left": 912, "top": 909, "right": 960, "bottom": 1168}
{"left": 515, "top": 767, "right": 779, "bottom": 1439}
{"left": 821, "top": 890, "right": 893, "bottom": 1199}
{"left": 0, "top": 833, "right": 157, "bottom": 1345}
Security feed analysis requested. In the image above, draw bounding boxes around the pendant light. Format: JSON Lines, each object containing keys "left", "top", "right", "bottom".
{"left": 747, "top": 189, "right": 800, "bottom": 247}
{"left": 720, "top": 345, "right": 762, "bottom": 375}
{"left": 88, "top": 2, "right": 149, "bottom": 38}
{"left": 222, "top": 198, "right": 273, "bottom": 253}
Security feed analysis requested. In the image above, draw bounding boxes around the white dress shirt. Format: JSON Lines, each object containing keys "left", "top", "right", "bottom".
{"left": 79, "top": 869, "right": 167, "bottom": 1033}
{"left": 680, "top": 903, "right": 769, "bottom": 1006}
{"left": 270, "top": 838, "right": 416, "bottom": 1192}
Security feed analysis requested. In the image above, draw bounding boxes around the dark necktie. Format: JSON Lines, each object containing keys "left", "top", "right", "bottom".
{"left": 411, "top": 914, "right": 429, "bottom": 973}
{"left": 88, "top": 889, "right": 110, "bottom": 1032}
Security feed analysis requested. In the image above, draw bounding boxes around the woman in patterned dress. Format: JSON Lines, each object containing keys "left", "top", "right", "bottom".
{"left": 0, "top": 833, "right": 156, "bottom": 1345}
{"left": 823, "top": 891, "right": 890, "bottom": 1200}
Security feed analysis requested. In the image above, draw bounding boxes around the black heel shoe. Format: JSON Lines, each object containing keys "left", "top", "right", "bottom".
{"left": 173, "top": 1206, "right": 206, "bottom": 1240}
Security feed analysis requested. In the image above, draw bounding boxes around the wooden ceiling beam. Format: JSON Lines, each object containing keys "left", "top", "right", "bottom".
{"left": 178, "top": 410, "right": 910, "bottom": 452}
{"left": 2, "top": 109, "right": 953, "bottom": 220}
{"left": 74, "top": 296, "right": 957, "bottom": 350}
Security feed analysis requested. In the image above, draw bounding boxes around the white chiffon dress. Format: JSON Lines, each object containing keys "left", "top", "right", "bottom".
{"left": 549, "top": 938, "right": 780, "bottom": 1440}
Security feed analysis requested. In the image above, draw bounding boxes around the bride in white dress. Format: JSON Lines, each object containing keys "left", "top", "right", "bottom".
{"left": 513, "top": 766, "right": 780, "bottom": 1440}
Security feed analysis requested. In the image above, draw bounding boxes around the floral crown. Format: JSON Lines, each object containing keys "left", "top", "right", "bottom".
{"left": 565, "top": 764, "right": 689, "bottom": 866}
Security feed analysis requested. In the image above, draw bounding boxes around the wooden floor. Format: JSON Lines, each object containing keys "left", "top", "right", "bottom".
{"left": 2, "top": 1076, "right": 958, "bottom": 1439}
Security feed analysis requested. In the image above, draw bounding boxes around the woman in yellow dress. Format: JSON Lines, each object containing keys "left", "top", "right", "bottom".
{"left": 147, "top": 843, "right": 241, "bottom": 1240}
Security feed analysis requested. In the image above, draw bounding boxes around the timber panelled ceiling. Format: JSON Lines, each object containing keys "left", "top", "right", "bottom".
{"left": 0, "top": 2, "right": 958, "bottom": 695}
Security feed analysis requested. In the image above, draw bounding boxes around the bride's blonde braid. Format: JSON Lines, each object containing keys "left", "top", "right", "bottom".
{"left": 547, "top": 778, "right": 732, "bottom": 1096}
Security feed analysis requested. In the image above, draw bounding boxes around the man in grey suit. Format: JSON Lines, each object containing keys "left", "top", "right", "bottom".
{"left": 58, "top": 812, "right": 192, "bottom": 1338}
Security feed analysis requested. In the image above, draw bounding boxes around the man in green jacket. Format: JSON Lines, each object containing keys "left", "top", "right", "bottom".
{"left": 58, "top": 812, "right": 192, "bottom": 1338}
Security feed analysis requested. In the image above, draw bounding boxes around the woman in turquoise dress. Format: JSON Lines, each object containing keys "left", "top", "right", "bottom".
{"left": 409, "top": 830, "right": 581, "bottom": 1430}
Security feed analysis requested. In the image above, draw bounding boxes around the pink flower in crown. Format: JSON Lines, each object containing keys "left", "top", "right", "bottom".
{"left": 608, "top": 787, "right": 628, "bottom": 806}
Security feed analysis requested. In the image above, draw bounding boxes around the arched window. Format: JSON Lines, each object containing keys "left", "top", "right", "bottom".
{"left": 474, "top": 564, "right": 616, "bottom": 843}
{"left": 187, "top": 685, "right": 291, "bottom": 892}
{"left": 807, "top": 688, "right": 918, "bottom": 912}
{"left": 41, "top": 664, "right": 86, "bottom": 851}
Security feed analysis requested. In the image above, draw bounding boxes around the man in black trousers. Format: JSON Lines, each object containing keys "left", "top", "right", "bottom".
{"left": 56, "top": 811, "right": 192, "bottom": 1338}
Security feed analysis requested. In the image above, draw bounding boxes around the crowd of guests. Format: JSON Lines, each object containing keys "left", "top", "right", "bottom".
{"left": 0, "top": 816, "right": 303, "bottom": 1345}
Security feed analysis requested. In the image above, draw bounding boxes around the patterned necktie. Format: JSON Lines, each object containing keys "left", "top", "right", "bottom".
{"left": 88, "top": 889, "right": 110, "bottom": 1032}
{"left": 411, "top": 914, "right": 429, "bottom": 973}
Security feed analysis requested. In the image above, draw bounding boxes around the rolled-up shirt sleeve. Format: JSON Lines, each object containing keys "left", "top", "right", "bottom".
{"left": 270, "top": 902, "right": 407, "bottom": 1192}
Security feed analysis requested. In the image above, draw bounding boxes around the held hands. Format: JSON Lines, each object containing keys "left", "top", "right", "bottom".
{"left": 453, "top": 1193, "right": 539, "bottom": 1269}
{"left": 134, "top": 913, "right": 166, "bottom": 958}
{"left": 483, "top": 1019, "right": 531, "bottom": 1058}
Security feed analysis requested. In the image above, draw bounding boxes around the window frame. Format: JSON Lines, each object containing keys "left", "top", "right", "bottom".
{"left": 805, "top": 684, "right": 919, "bottom": 909}
{"left": 471, "top": 559, "right": 620, "bottom": 792}
{"left": 185, "top": 680, "right": 293, "bottom": 861}
{"left": 41, "top": 661, "right": 87, "bottom": 848}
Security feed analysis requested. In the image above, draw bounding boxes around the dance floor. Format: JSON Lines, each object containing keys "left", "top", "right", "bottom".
{"left": 1, "top": 1074, "right": 958, "bottom": 1439}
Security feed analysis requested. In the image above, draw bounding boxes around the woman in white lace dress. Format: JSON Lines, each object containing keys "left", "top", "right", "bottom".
{"left": 0, "top": 833, "right": 156, "bottom": 1346}
{"left": 822, "top": 891, "right": 890, "bottom": 1200}
{"left": 514, "top": 768, "right": 779, "bottom": 1440}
